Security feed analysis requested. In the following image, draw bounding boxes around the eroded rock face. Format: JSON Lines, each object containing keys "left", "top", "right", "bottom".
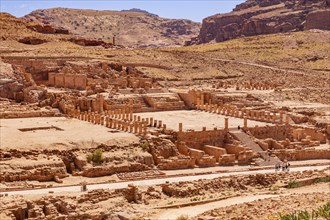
{"left": 187, "top": 0, "right": 329, "bottom": 45}
{"left": 305, "top": 9, "right": 330, "bottom": 30}
{"left": 27, "top": 24, "right": 69, "bottom": 34}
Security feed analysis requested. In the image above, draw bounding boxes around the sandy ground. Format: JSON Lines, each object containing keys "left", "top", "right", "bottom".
{"left": 136, "top": 110, "right": 271, "bottom": 131}
{"left": 0, "top": 117, "right": 139, "bottom": 150}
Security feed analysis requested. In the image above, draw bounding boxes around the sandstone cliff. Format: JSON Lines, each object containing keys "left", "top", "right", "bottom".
{"left": 24, "top": 8, "right": 201, "bottom": 48}
{"left": 187, "top": 0, "right": 330, "bottom": 45}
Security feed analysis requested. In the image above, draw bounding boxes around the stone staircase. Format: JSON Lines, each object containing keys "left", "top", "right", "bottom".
{"left": 134, "top": 96, "right": 153, "bottom": 112}
{"left": 229, "top": 130, "right": 282, "bottom": 166}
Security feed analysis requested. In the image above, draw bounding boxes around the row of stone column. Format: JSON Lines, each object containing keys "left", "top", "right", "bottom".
{"left": 73, "top": 105, "right": 134, "bottom": 121}
{"left": 84, "top": 113, "right": 147, "bottom": 135}
{"left": 72, "top": 109, "right": 148, "bottom": 136}
{"left": 195, "top": 101, "right": 287, "bottom": 124}
{"left": 73, "top": 108, "right": 170, "bottom": 135}
{"left": 216, "top": 82, "right": 276, "bottom": 90}
{"left": 238, "top": 83, "right": 277, "bottom": 90}
{"left": 178, "top": 117, "right": 229, "bottom": 133}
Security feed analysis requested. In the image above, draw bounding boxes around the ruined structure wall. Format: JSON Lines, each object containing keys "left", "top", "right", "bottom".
{"left": 223, "top": 144, "right": 246, "bottom": 155}
{"left": 274, "top": 149, "right": 330, "bottom": 161}
{"left": 48, "top": 73, "right": 87, "bottom": 89}
{"left": 292, "top": 127, "right": 326, "bottom": 143}
{"left": 177, "top": 129, "right": 227, "bottom": 150}
{"left": 178, "top": 91, "right": 197, "bottom": 109}
{"left": 143, "top": 96, "right": 186, "bottom": 111}
{"left": 248, "top": 125, "right": 291, "bottom": 140}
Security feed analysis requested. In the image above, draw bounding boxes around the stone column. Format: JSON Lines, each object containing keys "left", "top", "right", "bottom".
{"left": 201, "top": 94, "right": 204, "bottom": 109}
{"left": 150, "top": 117, "right": 153, "bottom": 127}
{"left": 91, "top": 112, "right": 95, "bottom": 124}
{"left": 138, "top": 123, "right": 143, "bottom": 135}
{"left": 217, "top": 106, "right": 222, "bottom": 115}
{"left": 129, "top": 123, "right": 133, "bottom": 133}
{"left": 280, "top": 111, "right": 284, "bottom": 123}
{"left": 196, "top": 98, "right": 200, "bottom": 110}
{"left": 255, "top": 111, "right": 260, "bottom": 120}
{"left": 266, "top": 112, "right": 271, "bottom": 122}
{"left": 100, "top": 115, "right": 104, "bottom": 126}
{"left": 113, "top": 119, "right": 117, "bottom": 129}
{"left": 92, "top": 100, "right": 96, "bottom": 112}
{"left": 205, "top": 103, "right": 208, "bottom": 112}
{"left": 105, "top": 116, "right": 109, "bottom": 127}
{"left": 250, "top": 111, "right": 254, "bottom": 120}
{"left": 244, "top": 116, "right": 247, "bottom": 129}
{"left": 158, "top": 120, "right": 162, "bottom": 128}
{"left": 235, "top": 110, "right": 239, "bottom": 118}
{"left": 122, "top": 107, "right": 125, "bottom": 120}
{"left": 179, "top": 123, "right": 183, "bottom": 132}
{"left": 134, "top": 122, "right": 138, "bottom": 134}
{"left": 118, "top": 109, "right": 122, "bottom": 119}
{"left": 109, "top": 118, "right": 113, "bottom": 128}
{"left": 99, "top": 94, "right": 104, "bottom": 113}
{"left": 285, "top": 115, "right": 290, "bottom": 125}
{"left": 87, "top": 112, "right": 91, "bottom": 122}
{"left": 225, "top": 117, "right": 229, "bottom": 130}
{"left": 143, "top": 123, "right": 147, "bottom": 136}
{"left": 96, "top": 114, "right": 100, "bottom": 125}
{"left": 246, "top": 109, "right": 250, "bottom": 118}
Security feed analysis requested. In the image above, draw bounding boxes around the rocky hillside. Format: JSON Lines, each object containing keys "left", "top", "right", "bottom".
{"left": 187, "top": 0, "right": 330, "bottom": 45}
{"left": 24, "top": 8, "right": 201, "bottom": 48}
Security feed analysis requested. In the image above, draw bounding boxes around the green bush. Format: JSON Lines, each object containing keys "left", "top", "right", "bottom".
{"left": 315, "top": 176, "right": 330, "bottom": 183}
{"left": 86, "top": 149, "right": 104, "bottom": 164}
{"left": 176, "top": 215, "right": 189, "bottom": 220}
{"left": 287, "top": 180, "right": 299, "bottom": 189}
{"left": 317, "top": 202, "right": 330, "bottom": 219}
{"left": 140, "top": 140, "right": 149, "bottom": 151}
{"left": 279, "top": 202, "right": 330, "bottom": 220}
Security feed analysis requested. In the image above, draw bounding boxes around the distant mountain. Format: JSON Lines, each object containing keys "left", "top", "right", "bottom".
{"left": 121, "top": 8, "right": 159, "bottom": 17}
{"left": 24, "top": 8, "right": 201, "bottom": 48}
{"left": 186, "top": 0, "right": 330, "bottom": 45}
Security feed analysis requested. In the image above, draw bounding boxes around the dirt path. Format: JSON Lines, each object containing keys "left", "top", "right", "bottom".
{"left": 212, "top": 58, "right": 306, "bottom": 75}
{"left": 156, "top": 194, "right": 277, "bottom": 219}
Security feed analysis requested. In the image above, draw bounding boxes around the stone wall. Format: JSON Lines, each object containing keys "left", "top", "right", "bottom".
{"left": 177, "top": 129, "right": 227, "bottom": 150}
{"left": 248, "top": 125, "right": 291, "bottom": 140}
{"left": 292, "top": 126, "right": 326, "bottom": 143}
{"left": 274, "top": 148, "right": 330, "bottom": 161}
{"left": 143, "top": 94, "right": 186, "bottom": 111}
{"left": 48, "top": 73, "right": 87, "bottom": 89}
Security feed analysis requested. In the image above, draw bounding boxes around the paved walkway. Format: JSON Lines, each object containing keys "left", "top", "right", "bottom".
{"left": 1, "top": 165, "right": 328, "bottom": 196}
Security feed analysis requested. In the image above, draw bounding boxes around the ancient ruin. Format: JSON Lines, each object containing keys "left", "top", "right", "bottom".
{"left": 0, "top": 0, "right": 329, "bottom": 219}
